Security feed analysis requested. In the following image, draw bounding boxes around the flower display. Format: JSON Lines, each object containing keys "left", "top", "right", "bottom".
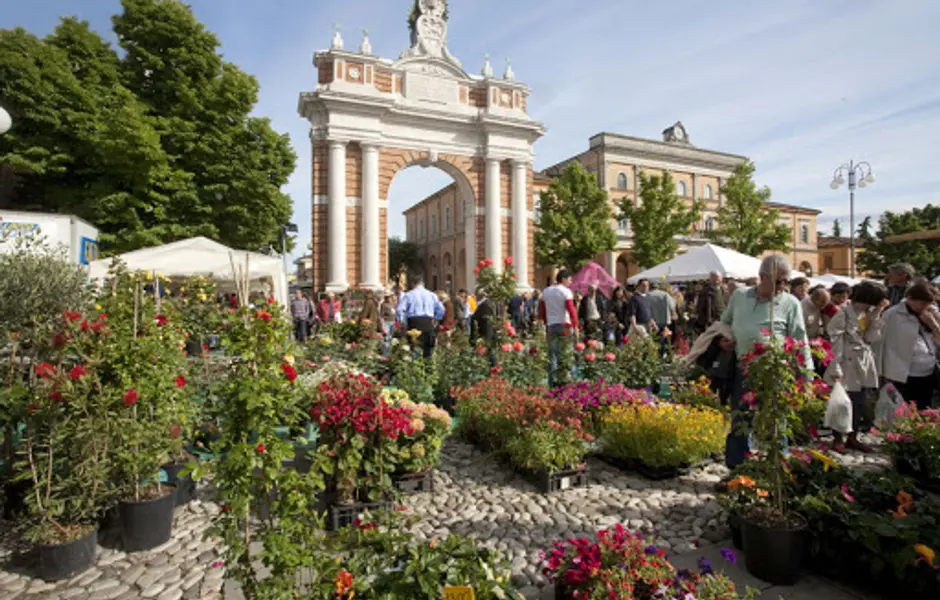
{"left": 874, "top": 402, "right": 940, "bottom": 484}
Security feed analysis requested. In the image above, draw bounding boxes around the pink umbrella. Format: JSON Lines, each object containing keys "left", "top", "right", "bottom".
{"left": 570, "top": 262, "right": 619, "bottom": 298}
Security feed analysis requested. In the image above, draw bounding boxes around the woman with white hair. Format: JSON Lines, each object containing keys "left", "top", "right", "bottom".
{"left": 718, "top": 255, "right": 812, "bottom": 471}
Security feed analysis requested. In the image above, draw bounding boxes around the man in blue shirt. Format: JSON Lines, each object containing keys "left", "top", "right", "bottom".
{"left": 396, "top": 274, "right": 445, "bottom": 358}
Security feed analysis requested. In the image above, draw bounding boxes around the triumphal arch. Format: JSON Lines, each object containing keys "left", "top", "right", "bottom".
{"left": 298, "top": 0, "right": 544, "bottom": 292}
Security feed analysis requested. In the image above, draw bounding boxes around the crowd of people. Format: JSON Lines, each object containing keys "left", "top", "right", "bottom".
{"left": 289, "top": 259, "right": 940, "bottom": 462}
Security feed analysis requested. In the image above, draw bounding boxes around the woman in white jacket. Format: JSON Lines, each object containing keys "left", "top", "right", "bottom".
{"left": 877, "top": 282, "right": 940, "bottom": 410}
{"left": 825, "top": 282, "right": 889, "bottom": 452}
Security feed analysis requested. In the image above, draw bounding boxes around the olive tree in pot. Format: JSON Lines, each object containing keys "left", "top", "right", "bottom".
{"left": 737, "top": 305, "right": 814, "bottom": 585}
{"left": 18, "top": 311, "right": 115, "bottom": 581}
{"left": 98, "top": 265, "right": 191, "bottom": 552}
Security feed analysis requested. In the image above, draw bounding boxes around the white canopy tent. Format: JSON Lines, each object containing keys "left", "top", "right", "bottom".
{"left": 627, "top": 244, "right": 763, "bottom": 284}
{"left": 87, "top": 237, "right": 290, "bottom": 307}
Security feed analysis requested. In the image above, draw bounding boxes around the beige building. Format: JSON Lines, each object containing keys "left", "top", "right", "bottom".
{"left": 405, "top": 122, "right": 820, "bottom": 290}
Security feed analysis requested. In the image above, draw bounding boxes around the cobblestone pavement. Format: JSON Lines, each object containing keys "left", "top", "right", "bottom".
{"left": 1, "top": 436, "right": 889, "bottom": 600}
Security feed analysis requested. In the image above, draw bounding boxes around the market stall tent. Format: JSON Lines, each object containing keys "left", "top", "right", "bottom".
{"left": 570, "top": 262, "right": 620, "bottom": 297}
{"left": 87, "top": 237, "right": 290, "bottom": 306}
{"left": 626, "top": 244, "right": 763, "bottom": 284}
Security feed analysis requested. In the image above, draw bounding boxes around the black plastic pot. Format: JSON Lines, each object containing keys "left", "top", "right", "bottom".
{"left": 184, "top": 339, "right": 204, "bottom": 357}
{"left": 38, "top": 525, "right": 98, "bottom": 581}
{"left": 2, "top": 479, "right": 29, "bottom": 520}
{"left": 162, "top": 462, "right": 195, "bottom": 506}
{"left": 729, "top": 514, "right": 743, "bottom": 550}
{"left": 118, "top": 485, "right": 176, "bottom": 552}
{"left": 742, "top": 513, "right": 807, "bottom": 585}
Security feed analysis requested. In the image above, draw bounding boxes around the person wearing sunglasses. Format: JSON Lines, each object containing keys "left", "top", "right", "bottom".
{"left": 717, "top": 255, "right": 812, "bottom": 472}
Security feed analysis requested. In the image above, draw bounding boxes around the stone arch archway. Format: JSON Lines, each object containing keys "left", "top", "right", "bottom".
{"left": 298, "top": 5, "right": 543, "bottom": 294}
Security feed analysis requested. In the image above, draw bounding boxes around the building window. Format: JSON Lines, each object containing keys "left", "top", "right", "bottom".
{"left": 703, "top": 184, "right": 713, "bottom": 200}
{"left": 616, "top": 172, "right": 628, "bottom": 190}
{"left": 419, "top": 219, "right": 424, "bottom": 239}
{"left": 677, "top": 181, "right": 687, "bottom": 197}
{"left": 445, "top": 207, "right": 451, "bottom": 231}
{"left": 431, "top": 215, "right": 437, "bottom": 235}
{"left": 800, "top": 224, "right": 809, "bottom": 244}
{"left": 705, "top": 216, "right": 714, "bottom": 232}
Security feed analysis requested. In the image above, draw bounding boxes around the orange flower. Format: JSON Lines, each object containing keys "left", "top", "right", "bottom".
{"left": 897, "top": 490, "right": 914, "bottom": 512}
{"left": 334, "top": 568, "right": 354, "bottom": 597}
{"left": 728, "top": 475, "right": 757, "bottom": 490}
{"left": 914, "top": 544, "right": 937, "bottom": 568}
{"left": 890, "top": 506, "right": 908, "bottom": 519}
{"left": 756, "top": 489, "right": 769, "bottom": 499}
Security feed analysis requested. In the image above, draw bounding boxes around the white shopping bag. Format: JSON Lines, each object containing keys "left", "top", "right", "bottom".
{"left": 874, "top": 382, "right": 905, "bottom": 427}
{"left": 824, "top": 381, "right": 854, "bottom": 434}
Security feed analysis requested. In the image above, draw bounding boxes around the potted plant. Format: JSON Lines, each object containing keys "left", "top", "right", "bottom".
{"left": 97, "top": 265, "right": 190, "bottom": 551}
{"left": 176, "top": 275, "right": 220, "bottom": 356}
{"left": 736, "top": 332, "right": 814, "bottom": 584}
{"left": 17, "top": 310, "right": 116, "bottom": 580}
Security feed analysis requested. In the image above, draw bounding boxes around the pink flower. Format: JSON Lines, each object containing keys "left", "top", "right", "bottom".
{"left": 584, "top": 353, "right": 596, "bottom": 363}
{"left": 604, "top": 352, "right": 616, "bottom": 362}
{"left": 840, "top": 483, "right": 855, "bottom": 503}
{"left": 504, "top": 256, "right": 514, "bottom": 266}
{"left": 513, "top": 341, "right": 524, "bottom": 352}
{"left": 574, "top": 342, "right": 586, "bottom": 352}
{"left": 742, "top": 391, "right": 758, "bottom": 408}
{"left": 500, "top": 343, "right": 512, "bottom": 353}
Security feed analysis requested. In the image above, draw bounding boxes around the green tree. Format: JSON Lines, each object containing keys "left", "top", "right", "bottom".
{"left": 831, "top": 218, "right": 842, "bottom": 237}
{"left": 858, "top": 205, "right": 940, "bottom": 279}
{"left": 858, "top": 216, "right": 874, "bottom": 243}
{"left": 534, "top": 162, "right": 616, "bottom": 271}
{"left": 617, "top": 171, "right": 702, "bottom": 269}
{"left": 388, "top": 236, "right": 420, "bottom": 278}
{"left": 705, "top": 161, "right": 790, "bottom": 256}
{"left": 0, "top": 1, "right": 296, "bottom": 255}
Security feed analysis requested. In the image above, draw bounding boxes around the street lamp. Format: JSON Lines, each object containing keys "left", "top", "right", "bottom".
{"left": 829, "top": 160, "right": 875, "bottom": 279}
{"left": 281, "top": 222, "right": 298, "bottom": 272}
{"left": 0, "top": 105, "right": 11, "bottom": 135}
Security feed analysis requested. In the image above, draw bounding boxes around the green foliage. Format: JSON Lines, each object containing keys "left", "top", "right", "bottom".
{"left": 616, "top": 334, "right": 661, "bottom": 389}
{"left": 535, "top": 162, "right": 616, "bottom": 271}
{"left": 618, "top": 171, "right": 702, "bottom": 269}
{"left": 390, "top": 338, "right": 437, "bottom": 405}
{"left": 174, "top": 275, "right": 221, "bottom": 341}
{"left": 859, "top": 204, "right": 940, "bottom": 278}
{"left": 0, "top": 2, "right": 296, "bottom": 255}
{"left": 388, "top": 236, "right": 421, "bottom": 279}
{"left": 0, "top": 235, "right": 91, "bottom": 348}
{"left": 857, "top": 216, "right": 875, "bottom": 243}
{"left": 705, "top": 161, "right": 791, "bottom": 256}
{"left": 475, "top": 257, "right": 518, "bottom": 306}
{"left": 831, "top": 219, "right": 842, "bottom": 238}
{"left": 432, "top": 331, "right": 489, "bottom": 400}
{"left": 505, "top": 422, "right": 586, "bottom": 474}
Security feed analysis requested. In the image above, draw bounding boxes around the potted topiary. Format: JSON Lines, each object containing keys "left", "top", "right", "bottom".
{"left": 97, "top": 265, "right": 190, "bottom": 551}
{"left": 737, "top": 329, "right": 814, "bottom": 584}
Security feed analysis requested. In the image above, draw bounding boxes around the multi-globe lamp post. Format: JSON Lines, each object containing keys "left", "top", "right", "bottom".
{"left": 0, "top": 104, "right": 11, "bottom": 135}
{"left": 829, "top": 160, "right": 875, "bottom": 279}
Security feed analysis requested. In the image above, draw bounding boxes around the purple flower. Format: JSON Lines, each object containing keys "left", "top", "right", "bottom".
{"left": 644, "top": 545, "right": 659, "bottom": 555}
{"left": 697, "top": 556, "right": 713, "bottom": 575}
{"left": 720, "top": 547, "right": 737, "bottom": 565}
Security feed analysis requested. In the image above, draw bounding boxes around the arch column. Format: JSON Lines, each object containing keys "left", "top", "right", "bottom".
{"left": 360, "top": 142, "right": 382, "bottom": 290}
{"left": 511, "top": 159, "right": 531, "bottom": 292}
{"left": 326, "top": 140, "right": 348, "bottom": 292}
{"left": 485, "top": 157, "right": 503, "bottom": 272}
{"left": 464, "top": 192, "right": 476, "bottom": 291}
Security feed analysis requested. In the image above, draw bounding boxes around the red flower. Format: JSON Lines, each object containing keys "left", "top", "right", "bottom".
{"left": 27, "top": 404, "right": 38, "bottom": 414}
{"left": 473, "top": 267, "right": 480, "bottom": 275}
{"left": 80, "top": 320, "right": 90, "bottom": 332}
{"left": 155, "top": 314, "right": 167, "bottom": 326}
{"left": 267, "top": 296, "right": 275, "bottom": 304}
{"left": 175, "top": 376, "right": 187, "bottom": 388}
{"left": 281, "top": 363, "right": 297, "bottom": 382}
{"left": 36, "top": 362, "right": 56, "bottom": 379}
{"left": 505, "top": 256, "right": 514, "bottom": 266}
{"left": 513, "top": 341, "right": 524, "bottom": 352}
{"left": 62, "top": 311, "right": 81, "bottom": 323}
{"left": 256, "top": 310, "right": 272, "bottom": 322}
{"left": 220, "top": 503, "right": 231, "bottom": 513}
{"left": 490, "top": 365, "right": 502, "bottom": 375}
{"left": 123, "top": 389, "right": 139, "bottom": 407}
{"left": 256, "top": 443, "right": 266, "bottom": 454}
{"left": 98, "top": 313, "right": 107, "bottom": 321}
{"left": 529, "top": 346, "right": 539, "bottom": 355}
{"left": 50, "top": 390, "right": 65, "bottom": 403}
{"left": 169, "top": 424, "right": 182, "bottom": 439}
{"left": 574, "top": 342, "right": 586, "bottom": 352}
{"left": 68, "top": 365, "right": 87, "bottom": 381}
{"left": 52, "top": 332, "right": 68, "bottom": 347}
{"left": 476, "top": 346, "right": 487, "bottom": 356}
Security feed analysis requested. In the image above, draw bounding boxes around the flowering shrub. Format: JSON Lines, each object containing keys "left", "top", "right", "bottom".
{"left": 475, "top": 256, "right": 517, "bottom": 306}
{"left": 616, "top": 334, "right": 662, "bottom": 389}
{"left": 875, "top": 403, "right": 940, "bottom": 482}
{"left": 542, "top": 525, "right": 755, "bottom": 600}
{"left": 600, "top": 403, "right": 726, "bottom": 469}
{"left": 431, "top": 332, "right": 489, "bottom": 402}
{"left": 671, "top": 375, "right": 722, "bottom": 410}
{"left": 494, "top": 334, "right": 546, "bottom": 388}
{"left": 548, "top": 380, "right": 652, "bottom": 435}
{"left": 310, "top": 373, "right": 415, "bottom": 502}
{"left": 809, "top": 337, "right": 835, "bottom": 369}
{"left": 174, "top": 275, "right": 221, "bottom": 344}
{"left": 382, "top": 389, "right": 452, "bottom": 474}
{"left": 389, "top": 335, "right": 437, "bottom": 404}
{"left": 576, "top": 339, "right": 620, "bottom": 382}
{"left": 453, "top": 377, "right": 591, "bottom": 473}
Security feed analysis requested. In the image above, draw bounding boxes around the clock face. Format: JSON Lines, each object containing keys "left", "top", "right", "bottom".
{"left": 500, "top": 92, "right": 511, "bottom": 105}
{"left": 348, "top": 67, "right": 361, "bottom": 80}
{"left": 674, "top": 126, "right": 685, "bottom": 140}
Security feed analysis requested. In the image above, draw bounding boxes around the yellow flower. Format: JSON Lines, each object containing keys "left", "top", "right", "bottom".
{"left": 914, "top": 544, "right": 936, "bottom": 568}
{"left": 95, "top": 304, "right": 102, "bottom": 310}
{"left": 284, "top": 354, "right": 295, "bottom": 365}
{"left": 808, "top": 449, "right": 838, "bottom": 472}
{"left": 407, "top": 329, "right": 422, "bottom": 340}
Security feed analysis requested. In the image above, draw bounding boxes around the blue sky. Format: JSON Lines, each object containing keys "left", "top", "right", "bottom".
{"left": 5, "top": 0, "right": 940, "bottom": 263}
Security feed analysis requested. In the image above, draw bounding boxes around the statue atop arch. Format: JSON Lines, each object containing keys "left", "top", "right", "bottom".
{"left": 402, "top": 0, "right": 461, "bottom": 68}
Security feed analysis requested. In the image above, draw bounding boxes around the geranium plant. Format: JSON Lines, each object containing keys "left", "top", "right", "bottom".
{"left": 876, "top": 403, "right": 940, "bottom": 483}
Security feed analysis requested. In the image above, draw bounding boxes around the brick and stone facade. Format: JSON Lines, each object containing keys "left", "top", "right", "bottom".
{"left": 299, "top": 8, "right": 543, "bottom": 293}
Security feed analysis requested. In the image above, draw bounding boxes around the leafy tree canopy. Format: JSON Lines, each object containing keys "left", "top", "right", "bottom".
{"left": 859, "top": 204, "right": 940, "bottom": 279}
{"left": 617, "top": 171, "right": 702, "bottom": 269}
{"left": 705, "top": 161, "right": 790, "bottom": 256}
{"left": 388, "top": 236, "right": 421, "bottom": 279}
{"left": 831, "top": 219, "right": 842, "bottom": 237}
{"left": 0, "top": 0, "right": 296, "bottom": 256}
{"left": 534, "top": 162, "right": 616, "bottom": 271}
